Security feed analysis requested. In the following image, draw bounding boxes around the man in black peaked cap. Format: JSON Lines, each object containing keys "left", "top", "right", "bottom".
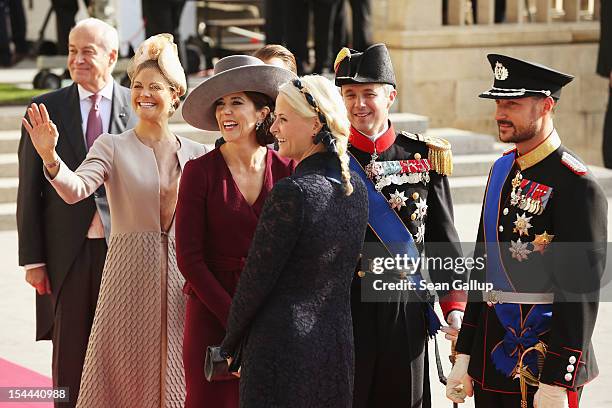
{"left": 447, "top": 54, "right": 607, "bottom": 408}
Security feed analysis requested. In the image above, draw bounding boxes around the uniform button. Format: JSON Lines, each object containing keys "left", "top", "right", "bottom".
{"left": 357, "top": 271, "right": 366, "bottom": 278}
{"left": 503, "top": 208, "right": 509, "bottom": 215}
{"left": 569, "top": 356, "right": 577, "bottom": 364}
{"left": 498, "top": 225, "right": 504, "bottom": 232}
{"left": 412, "top": 192, "right": 419, "bottom": 200}
{"left": 566, "top": 365, "right": 574, "bottom": 373}
{"left": 414, "top": 153, "right": 422, "bottom": 160}
{"left": 410, "top": 213, "right": 417, "bottom": 221}
{"left": 399, "top": 271, "right": 407, "bottom": 279}
{"left": 564, "top": 373, "right": 573, "bottom": 382}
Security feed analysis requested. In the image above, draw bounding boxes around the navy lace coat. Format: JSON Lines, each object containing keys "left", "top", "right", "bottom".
{"left": 221, "top": 152, "right": 369, "bottom": 407}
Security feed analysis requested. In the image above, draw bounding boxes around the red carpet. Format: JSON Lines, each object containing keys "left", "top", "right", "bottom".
{"left": 0, "top": 358, "right": 52, "bottom": 407}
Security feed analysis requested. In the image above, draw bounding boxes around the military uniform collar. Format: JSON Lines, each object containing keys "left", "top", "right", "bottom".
{"left": 349, "top": 122, "right": 396, "bottom": 154}
{"left": 515, "top": 130, "right": 561, "bottom": 170}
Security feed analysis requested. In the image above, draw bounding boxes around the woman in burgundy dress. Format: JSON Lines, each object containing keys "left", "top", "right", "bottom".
{"left": 175, "top": 55, "right": 296, "bottom": 407}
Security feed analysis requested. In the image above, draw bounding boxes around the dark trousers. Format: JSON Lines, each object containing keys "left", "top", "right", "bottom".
{"left": 285, "top": 0, "right": 309, "bottom": 74}
{"left": 348, "top": 0, "right": 372, "bottom": 50}
{"left": 52, "top": 238, "right": 106, "bottom": 408}
{"left": 50, "top": 0, "right": 81, "bottom": 55}
{"left": 351, "top": 279, "right": 431, "bottom": 408}
{"left": 312, "top": 0, "right": 344, "bottom": 73}
{"left": 141, "top": 0, "right": 186, "bottom": 64}
{"left": 332, "top": 0, "right": 348, "bottom": 56}
{"left": 604, "top": 86, "right": 612, "bottom": 168}
{"left": 264, "top": 0, "right": 286, "bottom": 45}
{"left": 0, "top": 0, "right": 27, "bottom": 64}
{"left": 141, "top": 0, "right": 185, "bottom": 40}
{"left": 474, "top": 383, "right": 533, "bottom": 407}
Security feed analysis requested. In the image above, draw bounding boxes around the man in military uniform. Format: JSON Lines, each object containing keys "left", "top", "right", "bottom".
{"left": 334, "top": 44, "right": 466, "bottom": 408}
{"left": 447, "top": 55, "right": 607, "bottom": 407}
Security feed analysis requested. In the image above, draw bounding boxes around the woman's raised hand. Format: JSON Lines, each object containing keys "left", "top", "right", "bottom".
{"left": 22, "top": 103, "right": 59, "bottom": 163}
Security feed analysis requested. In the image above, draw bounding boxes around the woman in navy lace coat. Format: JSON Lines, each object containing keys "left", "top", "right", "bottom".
{"left": 221, "top": 75, "right": 368, "bottom": 407}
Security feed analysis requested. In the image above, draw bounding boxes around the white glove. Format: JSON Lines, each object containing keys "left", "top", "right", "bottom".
{"left": 445, "top": 353, "right": 473, "bottom": 403}
{"left": 441, "top": 310, "right": 464, "bottom": 341}
{"left": 533, "top": 383, "right": 567, "bottom": 408}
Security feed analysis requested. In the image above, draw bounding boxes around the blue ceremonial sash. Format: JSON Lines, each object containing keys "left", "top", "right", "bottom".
{"left": 483, "top": 152, "right": 552, "bottom": 377}
{"left": 483, "top": 152, "right": 515, "bottom": 291}
{"left": 349, "top": 153, "right": 441, "bottom": 336}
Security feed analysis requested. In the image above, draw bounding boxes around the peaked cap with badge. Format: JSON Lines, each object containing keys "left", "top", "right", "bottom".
{"left": 479, "top": 54, "right": 574, "bottom": 100}
{"left": 334, "top": 45, "right": 466, "bottom": 407}
{"left": 454, "top": 54, "right": 607, "bottom": 408}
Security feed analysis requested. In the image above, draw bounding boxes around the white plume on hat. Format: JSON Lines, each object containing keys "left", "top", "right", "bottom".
{"left": 127, "top": 33, "right": 187, "bottom": 96}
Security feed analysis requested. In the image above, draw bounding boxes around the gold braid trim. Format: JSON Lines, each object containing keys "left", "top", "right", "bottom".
{"left": 425, "top": 135, "right": 453, "bottom": 176}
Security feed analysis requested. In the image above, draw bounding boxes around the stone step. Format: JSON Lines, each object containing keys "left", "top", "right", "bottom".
{"left": 0, "top": 154, "right": 18, "bottom": 177}
{"left": 426, "top": 127, "right": 503, "bottom": 156}
{"left": 0, "top": 130, "right": 20, "bottom": 154}
{"left": 0, "top": 178, "right": 18, "bottom": 203}
{"left": 0, "top": 106, "right": 26, "bottom": 132}
{"left": 452, "top": 153, "right": 498, "bottom": 177}
{"left": 0, "top": 202, "right": 16, "bottom": 231}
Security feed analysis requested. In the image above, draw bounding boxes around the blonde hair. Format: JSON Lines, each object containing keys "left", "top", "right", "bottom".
{"left": 127, "top": 34, "right": 187, "bottom": 97}
{"left": 278, "top": 75, "right": 353, "bottom": 195}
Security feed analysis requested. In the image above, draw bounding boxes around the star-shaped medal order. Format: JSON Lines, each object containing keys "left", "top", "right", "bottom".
{"left": 414, "top": 198, "right": 428, "bottom": 219}
{"left": 415, "top": 223, "right": 425, "bottom": 243}
{"left": 388, "top": 190, "right": 408, "bottom": 210}
{"left": 513, "top": 212, "right": 533, "bottom": 237}
{"left": 510, "top": 239, "right": 531, "bottom": 262}
{"left": 532, "top": 231, "right": 555, "bottom": 254}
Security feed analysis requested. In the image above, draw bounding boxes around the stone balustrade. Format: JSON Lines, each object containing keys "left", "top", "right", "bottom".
{"left": 371, "top": 0, "right": 605, "bottom": 165}
{"left": 446, "top": 0, "right": 599, "bottom": 26}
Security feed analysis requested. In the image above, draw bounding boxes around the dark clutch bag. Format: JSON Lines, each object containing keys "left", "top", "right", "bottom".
{"left": 204, "top": 345, "right": 243, "bottom": 382}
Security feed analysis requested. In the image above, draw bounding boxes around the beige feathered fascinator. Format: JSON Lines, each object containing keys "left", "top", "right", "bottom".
{"left": 127, "top": 33, "right": 187, "bottom": 96}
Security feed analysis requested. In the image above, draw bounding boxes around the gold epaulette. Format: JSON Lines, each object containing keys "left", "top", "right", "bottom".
{"left": 425, "top": 135, "right": 453, "bottom": 176}
{"left": 399, "top": 131, "right": 453, "bottom": 176}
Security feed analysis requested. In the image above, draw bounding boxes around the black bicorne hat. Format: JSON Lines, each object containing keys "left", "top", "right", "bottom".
{"left": 479, "top": 54, "right": 574, "bottom": 100}
{"left": 334, "top": 43, "right": 396, "bottom": 87}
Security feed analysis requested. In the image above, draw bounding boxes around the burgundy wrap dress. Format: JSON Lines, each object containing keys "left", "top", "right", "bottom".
{"left": 175, "top": 147, "right": 293, "bottom": 408}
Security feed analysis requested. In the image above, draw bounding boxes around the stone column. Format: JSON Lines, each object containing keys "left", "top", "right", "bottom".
{"left": 383, "top": 0, "right": 443, "bottom": 30}
{"left": 505, "top": 0, "right": 525, "bottom": 23}
{"left": 535, "top": 0, "right": 552, "bottom": 23}
{"left": 477, "top": 0, "right": 495, "bottom": 25}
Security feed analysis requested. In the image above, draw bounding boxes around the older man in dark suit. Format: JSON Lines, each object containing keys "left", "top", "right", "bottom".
{"left": 17, "top": 17, "right": 135, "bottom": 408}
{"left": 597, "top": 1, "right": 612, "bottom": 168}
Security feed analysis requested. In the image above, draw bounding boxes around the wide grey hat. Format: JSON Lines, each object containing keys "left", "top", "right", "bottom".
{"left": 182, "top": 55, "right": 297, "bottom": 130}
